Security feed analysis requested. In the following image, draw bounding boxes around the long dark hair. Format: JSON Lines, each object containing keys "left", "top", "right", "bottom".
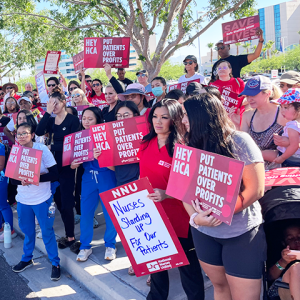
{"left": 183, "top": 94, "right": 235, "bottom": 157}
{"left": 81, "top": 107, "right": 104, "bottom": 130}
{"left": 68, "top": 80, "right": 80, "bottom": 93}
{"left": 142, "top": 99, "right": 186, "bottom": 157}
{"left": 4, "top": 97, "right": 19, "bottom": 113}
{"left": 16, "top": 110, "right": 38, "bottom": 135}
{"left": 90, "top": 79, "right": 103, "bottom": 97}
{"left": 114, "top": 101, "right": 140, "bottom": 119}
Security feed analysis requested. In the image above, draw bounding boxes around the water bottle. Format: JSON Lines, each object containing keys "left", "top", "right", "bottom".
{"left": 48, "top": 202, "right": 56, "bottom": 218}
{"left": 4, "top": 222, "right": 11, "bottom": 249}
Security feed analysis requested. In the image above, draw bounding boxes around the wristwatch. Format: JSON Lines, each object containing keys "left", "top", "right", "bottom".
{"left": 189, "top": 212, "right": 200, "bottom": 229}
{"left": 259, "top": 40, "right": 264, "bottom": 43}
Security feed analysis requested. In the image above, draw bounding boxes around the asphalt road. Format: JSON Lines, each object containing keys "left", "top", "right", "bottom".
{"left": 0, "top": 254, "right": 40, "bottom": 300}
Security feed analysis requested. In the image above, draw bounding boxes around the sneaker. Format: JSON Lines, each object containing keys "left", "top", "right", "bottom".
{"left": 51, "top": 265, "right": 61, "bottom": 281}
{"left": 76, "top": 249, "right": 92, "bottom": 262}
{"left": 0, "top": 231, "right": 17, "bottom": 242}
{"left": 57, "top": 237, "right": 76, "bottom": 249}
{"left": 105, "top": 247, "right": 117, "bottom": 260}
{"left": 93, "top": 217, "right": 99, "bottom": 228}
{"left": 36, "top": 230, "right": 43, "bottom": 239}
{"left": 12, "top": 260, "right": 33, "bottom": 273}
{"left": 74, "top": 214, "right": 81, "bottom": 225}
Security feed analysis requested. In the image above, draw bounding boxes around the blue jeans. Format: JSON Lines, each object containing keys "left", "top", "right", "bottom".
{"left": 0, "top": 174, "right": 12, "bottom": 230}
{"left": 80, "top": 169, "right": 117, "bottom": 250}
{"left": 17, "top": 196, "right": 60, "bottom": 266}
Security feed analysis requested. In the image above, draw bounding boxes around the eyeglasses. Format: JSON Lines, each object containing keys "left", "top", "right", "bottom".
{"left": 16, "top": 132, "right": 30, "bottom": 138}
{"left": 86, "top": 80, "right": 92, "bottom": 83}
{"left": 137, "top": 74, "right": 147, "bottom": 77}
{"left": 69, "top": 87, "right": 77, "bottom": 92}
{"left": 218, "top": 66, "right": 229, "bottom": 70}
{"left": 217, "top": 46, "right": 225, "bottom": 51}
{"left": 280, "top": 83, "right": 293, "bottom": 88}
{"left": 183, "top": 61, "right": 194, "bottom": 65}
{"left": 6, "top": 87, "right": 13, "bottom": 90}
{"left": 72, "top": 93, "right": 81, "bottom": 98}
{"left": 47, "top": 84, "right": 56, "bottom": 87}
{"left": 93, "top": 83, "right": 100, "bottom": 87}
{"left": 116, "top": 113, "right": 133, "bottom": 119}
{"left": 6, "top": 101, "right": 16, "bottom": 105}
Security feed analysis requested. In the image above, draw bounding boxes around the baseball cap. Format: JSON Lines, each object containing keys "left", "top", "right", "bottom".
{"left": 215, "top": 40, "right": 224, "bottom": 46}
{"left": 239, "top": 75, "right": 272, "bottom": 97}
{"left": 280, "top": 71, "right": 300, "bottom": 85}
{"left": 277, "top": 88, "right": 300, "bottom": 105}
{"left": 136, "top": 69, "right": 148, "bottom": 76}
{"left": 186, "top": 82, "right": 204, "bottom": 96}
{"left": 183, "top": 55, "right": 197, "bottom": 63}
{"left": 17, "top": 96, "right": 32, "bottom": 105}
{"left": 22, "top": 91, "right": 34, "bottom": 99}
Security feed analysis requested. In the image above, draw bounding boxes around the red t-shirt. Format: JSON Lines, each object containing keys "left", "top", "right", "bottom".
{"left": 85, "top": 81, "right": 93, "bottom": 99}
{"left": 209, "top": 77, "right": 245, "bottom": 95}
{"left": 13, "top": 94, "right": 21, "bottom": 101}
{"left": 139, "top": 137, "right": 190, "bottom": 238}
{"left": 88, "top": 93, "right": 108, "bottom": 110}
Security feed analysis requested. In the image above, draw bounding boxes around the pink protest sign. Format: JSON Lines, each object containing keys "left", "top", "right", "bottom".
{"left": 72, "top": 51, "right": 85, "bottom": 74}
{"left": 166, "top": 144, "right": 244, "bottom": 225}
{"left": 265, "top": 167, "right": 300, "bottom": 186}
{"left": 43, "top": 51, "right": 61, "bottom": 74}
{"left": 221, "top": 89, "right": 243, "bottom": 114}
{"left": 168, "top": 79, "right": 201, "bottom": 94}
{"left": 222, "top": 15, "right": 260, "bottom": 45}
{"left": 74, "top": 105, "right": 89, "bottom": 121}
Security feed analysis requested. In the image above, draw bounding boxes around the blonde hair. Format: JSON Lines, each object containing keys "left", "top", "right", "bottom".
{"left": 262, "top": 85, "right": 283, "bottom": 101}
{"left": 71, "top": 88, "right": 90, "bottom": 106}
{"left": 105, "top": 81, "right": 125, "bottom": 92}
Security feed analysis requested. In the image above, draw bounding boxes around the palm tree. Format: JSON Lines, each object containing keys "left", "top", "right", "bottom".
{"left": 251, "top": 45, "right": 257, "bottom": 52}
{"left": 207, "top": 43, "right": 214, "bottom": 63}
{"left": 235, "top": 42, "right": 242, "bottom": 55}
{"left": 271, "top": 49, "right": 280, "bottom": 56}
{"left": 262, "top": 47, "right": 267, "bottom": 59}
{"left": 265, "top": 40, "right": 275, "bottom": 58}
{"left": 242, "top": 42, "right": 251, "bottom": 54}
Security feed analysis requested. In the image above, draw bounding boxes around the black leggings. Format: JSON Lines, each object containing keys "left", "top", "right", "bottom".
{"left": 74, "top": 165, "right": 84, "bottom": 215}
{"left": 146, "top": 227, "right": 205, "bottom": 300}
{"left": 54, "top": 166, "right": 76, "bottom": 238}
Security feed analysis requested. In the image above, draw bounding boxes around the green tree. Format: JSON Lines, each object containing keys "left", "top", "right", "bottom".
{"left": 1, "top": 0, "right": 256, "bottom": 80}
{"left": 207, "top": 43, "right": 214, "bottom": 63}
{"left": 265, "top": 40, "right": 275, "bottom": 58}
{"left": 242, "top": 42, "right": 251, "bottom": 54}
{"left": 235, "top": 42, "right": 242, "bottom": 55}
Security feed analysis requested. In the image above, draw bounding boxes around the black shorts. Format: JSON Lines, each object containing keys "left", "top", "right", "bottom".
{"left": 191, "top": 225, "right": 267, "bottom": 279}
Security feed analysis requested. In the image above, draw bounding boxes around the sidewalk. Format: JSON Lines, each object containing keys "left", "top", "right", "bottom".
{"left": 12, "top": 203, "right": 214, "bottom": 300}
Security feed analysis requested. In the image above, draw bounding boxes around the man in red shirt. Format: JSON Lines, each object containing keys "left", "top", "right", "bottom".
{"left": 3, "top": 83, "right": 21, "bottom": 101}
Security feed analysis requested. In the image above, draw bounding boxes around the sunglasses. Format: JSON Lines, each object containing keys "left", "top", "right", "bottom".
{"left": 0, "top": 92, "right": 4, "bottom": 96}
{"left": 6, "top": 87, "right": 13, "bottom": 90}
{"left": 69, "top": 87, "right": 77, "bottom": 92}
{"left": 280, "top": 83, "right": 293, "bottom": 88}
{"left": 86, "top": 80, "right": 92, "bottom": 83}
{"left": 137, "top": 74, "right": 147, "bottom": 77}
{"left": 183, "top": 61, "right": 194, "bottom": 65}
{"left": 93, "top": 83, "right": 100, "bottom": 87}
{"left": 47, "top": 84, "right": 56, "bottom": 87}
{"left": 218, "top": 66, "right": 229, "bottom": 70}
{"left": 217, "top": 46, "right": 225, "bottom": 50}
{"left": 72, "top": 93, "right": 81, "bottom": 98}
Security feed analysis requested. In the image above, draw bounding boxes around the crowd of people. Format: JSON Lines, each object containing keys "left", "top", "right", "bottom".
{"left": 0, "top": 31, "right": 300, "bottom": 300}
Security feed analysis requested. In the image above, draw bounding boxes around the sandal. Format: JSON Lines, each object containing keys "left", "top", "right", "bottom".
{"left": 146, "top": 275, "right": 151, "bottom": 286}
{"left": 128, "top": 266, "right": 135, "bottom": 276}
{"left": 70, "top": 241, "right": 82, "bottom": 254}
{"left": 57, "top": 237, "right": 76, "bottom": 249}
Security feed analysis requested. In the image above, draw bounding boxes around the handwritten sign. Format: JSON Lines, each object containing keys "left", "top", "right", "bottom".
{"left": 43, "top": 51, "right": 61, "bottom": 74}
{"left": 265, "top": 167, "right": 300, "bottom": 186}
{"left": 35, "top": 71, "right": 49, "bottom": 109}
{"left": 62, "top": 129, "right": 94, "bottom": 166}
{"left": 99, "top": 178, "right": 189, "bottom": 276}
{"left": 222, "top": 15, "right": 260, "bottom": 45}
{"left": 84, "top": 37, "right": 130, "bottom": 68}
{"left": 221, "top": 89, "right": 243, "bottom": 114}
{"left": 90, "top": 116, "right": 149, "bottom": 167}
{"left": 168, "top": 79, "right": 201, "bottom": 94}
{"left": 72, "top": 51, "right": 85, "bottom": 74}
{"left": 5, "top": 145, "right": 42, "bottom": 186}
{"left": 166, "top": 144, "right": 244, "bottom": 225}
{"left": 74, "top": 105, "right": 89, "bottom": 121}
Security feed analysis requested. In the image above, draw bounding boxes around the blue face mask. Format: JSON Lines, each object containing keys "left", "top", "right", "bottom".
{"left": 152, "top": 86, "right": 164, "bottom": 97}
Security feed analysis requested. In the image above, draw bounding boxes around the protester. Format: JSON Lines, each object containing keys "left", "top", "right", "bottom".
{"left": 211, "top": 28, "right": 264, "bottom": 81}
{"left": 46, "top": 77, "right": 59, "bottom": 95}
{"left": 165, "top": 89, "right": 185, "bottom": 104}
{"left": 88, "top": 79, "right": 108, "bottom": 109}
{"left": 102, "top": 83, "right": 120, "bottom": 122}
{"left": 25, "top": 83, "right": 33, "bottom": 92}
{"left": 136, "top": 70, "right": 152, "bottom": 93}
{"left": 32, "top": 89, "right": 41, "bottom": 108}
{"left": 182, "top": 94, "right": 266, "bottom": 300}
{"left": 103, "top": 63, "right": 126, "bottom": 94}
{"left": 0, "top": 106, "right": 11, "bottom": 128}
{"left": 68, "top": 80, "right": 81, "bottom": 95}
{"left": 3, "top": 83, "right": 20, "bottom": 101}
{"left": 71, "top": 107, "right": 117, "bottom": 262}
{"left": 178, "top": 55, "right": 206, "bottom": 84}
{"left": 139, "top": 99, "right": 205, "bottom": 300}
{"left": 66, "top": 106, "right": 78, "bottom": 117}
{"left": 3, "top": 97, "right": 19, "bottom": 114}
{"left": 279, "top": 71, "right": 300, "bottom": 93}
{"left": 71, "top": 88, "right": 91, "bottom": 107}
{"left": 79, "top": 69, "right": 93, "bottom": 98}
{"left": 151, "top": 77, "right": 167, "bottom": 105}
{"left": 35, "top": 87, "right": 80, "bottom": 250}
{"left": 116, "top": 68, "right": 133, "bottom": 88}
{"left": 11, "top": 122, "right": 60, "bottom": 281}
{"left": 0, "top": 86, "right": 4, "bottom": 106}
{"left": 185, "top": 82, "right": 205, "bottom": 100}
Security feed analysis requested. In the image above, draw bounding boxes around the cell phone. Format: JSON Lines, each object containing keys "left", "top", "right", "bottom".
{"left": 287, "top": 250, "right": 300, "bottom": 260}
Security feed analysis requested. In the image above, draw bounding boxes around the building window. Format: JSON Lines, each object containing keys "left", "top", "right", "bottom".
{"left": 274, "top": 5, "right": 281, "bottom": 51}
{"left": 130, "top": 56, "right": 137, "bottom": 59}
{"left": 129, "top": 63, "right": 137, "bottom": 66}
{"left": 130, "top": 50, "right": 136, "bottom": 53}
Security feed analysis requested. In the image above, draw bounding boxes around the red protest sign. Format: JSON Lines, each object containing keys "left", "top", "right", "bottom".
{"left": 166, "top": 144, "right": 244, "bottom": 225}
{"left": 100, "top": 177, "right": 189, "bottom": 277}
{"left": 84, "top": 37, "right": 130, "bottom": 68}
{"left": 90, "top": 116, "right": 149, "bottom": 167}
{"left": 265, "top": 167, "right": 300, "bottom": 186}
{"left": 222, "top": 15, "right": 260, "bottom": 45}
{"left": 43, "top": 51, "right": 61, "bottom": 74}
{"left": 72, "top": 51, "right": 85, "bottom": 74}
{"left": 5, "top": 145, "right": 43, "bottom": 186}
{"left": 62, "top": 129, "right": 94, "bottom": 166}
{"left": 168, "top": 79, "right": 201, "bottom": 94}
{"left": 74, "top": 105, "right": 89, "bottom": 121}
{"left": 221, "top": 89, "right": 243, "bottom": 114}
{"left": 0, "top": 127, "right": 13, "bottom": 147}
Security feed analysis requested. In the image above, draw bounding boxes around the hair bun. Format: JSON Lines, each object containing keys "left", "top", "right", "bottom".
{"left": 52, "top": 86, "right": 63, "bottom": 94}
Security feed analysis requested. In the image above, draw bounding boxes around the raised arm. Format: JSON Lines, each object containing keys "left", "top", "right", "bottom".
{"left": 247, "top": 28, "right": 264, "bottom": 63}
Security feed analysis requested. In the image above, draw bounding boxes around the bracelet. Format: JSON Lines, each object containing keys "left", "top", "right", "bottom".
{"left": 259, "top": 40, "right": 264, "bottom": 43}
{"left": 275, "top": 261, "right": 285, "bottom": 271}
{"left": 189, "top": 212, "right": 200, "bottom": 229}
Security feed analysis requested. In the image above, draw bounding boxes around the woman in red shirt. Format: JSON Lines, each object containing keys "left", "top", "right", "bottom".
{"left": 139, "top": 99, "right": 204, "bottom": 300}
{"left": 88, "top": 79, "right": 108, "bottom": 109}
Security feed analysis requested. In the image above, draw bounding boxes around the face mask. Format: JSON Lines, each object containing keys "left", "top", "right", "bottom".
{"left": 152, "top": 86, "right": 164, "bottom": 97}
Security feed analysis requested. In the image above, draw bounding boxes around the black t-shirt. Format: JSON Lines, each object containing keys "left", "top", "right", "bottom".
{"left": 211, "top": 55, "right": 249, "bottom": 81}
{"left": 118, "top": 78, "right": 133, "bottom": 89}
{"left": 102, "top": 101, "right": 120, "bottom": 123}
{"left": 0, "top": 116, "right": 11, "bottom": 127}
{"left": 115, "top": 163, "right": 140, "bottom": 187}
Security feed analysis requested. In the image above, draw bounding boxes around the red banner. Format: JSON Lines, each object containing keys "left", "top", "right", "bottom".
{"left": 74, "top": 105, "right": 89, "bottom": 121}
{"left": 43, "top": 51, "right": 61, "bottom": 74}
{"left": 5, "top": 145, "right": 43, "bottom": 186}
{"left": 265, "top": 167, "right": 300, "bottom": 186}
{"left": 222, "top": 15, "right": 260, "bottom": 45}
{"left": 90, "top": 116, "right": 149, "bottom": 167}
{"left": 166, "top": 144, "right": 244, "bottom": 225}
{"left": 84, "top": 37, "right": 130, "bottom": 68}
{"left": 72, "top": 51, "right": 85, "bottom": 74}
{"left": 221, "top": 89, "right": 243, "bottom": 114}
{"left": 62, "top": 129, "right": 94, "bottom": 166}
{"left": 168, "top": 79, "right": 201, "bottom": 94}
{"left": 99, "top": 178, "right": 189, "bottom": 277}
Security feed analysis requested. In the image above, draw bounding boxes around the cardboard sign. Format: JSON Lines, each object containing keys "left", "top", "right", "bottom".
{"left": 90, "top": 116, "right": 149, "bottom": 167}
{"left": 168, "top": 79, "right": 201, "bottom": 94}
{"left": 221, "top": 89, "right": 243, "bottom": 114}
{"left": 265, "top": 167, "right": 300, "bottom": 186}
{"left": 166, "top": 144, "right": 244, "bottom": 225}
{"left": 222, "top": 15, "right": 260, "bottom": 45}
{"left": 271, "top": 70, "right": 278, "bottom": 79}
{"left": 99, "top": 178, "right": 189, "bottom": 277}
{"left": 5, "top": 145, "right": 43, "bottom": 185}
{"left": 74, "top": 105, "right": 89, "bottom": 121}
{"left": 62, "top": 129, "right": 94, "bottom": 166}
{"left": 35, "top": 71, "right": 49, "bottom": 109}
{"left": 0, "top": 127, "right": 13, "bottom": 147}
{"left": 43, "top": 51, "right": 61, "bottom": 74}
{"left": 84, "top": 37, "right": 130, "bottom": 68}
{"left": 72, "top": 51, "right": 85, "bottom": 74}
